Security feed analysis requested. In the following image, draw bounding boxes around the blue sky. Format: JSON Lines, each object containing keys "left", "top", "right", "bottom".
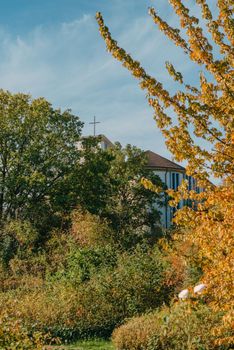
{"left": 0, "top": 0, "right": 216, "bottom": 161}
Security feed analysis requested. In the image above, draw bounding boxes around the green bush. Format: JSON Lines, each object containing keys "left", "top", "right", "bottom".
{"left": 112, "top": 302, "right": 227, "bottom": 350}
{"left": 70, "top": 246, "right": 168, "bottom": 339}
{"left": 65, "top": 246, "right": 168, "bottom": 338}
{"left": 59, "top": 245, "right": 117, "bottom": 286}
{"left": 99, "top": 246, "right": 169, "bottom": 315}
{"left": 0, "top": 220, "right": 38, "bottom": 269}
{"left": 0, "top": 246, "right": 169, "bottom": 341}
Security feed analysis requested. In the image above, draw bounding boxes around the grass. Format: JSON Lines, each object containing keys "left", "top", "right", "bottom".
{"left": 49, "top": 339, "right": 114, "bottom": 350}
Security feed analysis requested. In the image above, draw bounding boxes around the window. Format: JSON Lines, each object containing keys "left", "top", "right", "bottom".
{"left": 172, "top": 173, "right": 175, "bottom": 189}
{"left": 172, "top": 172, "right": 180, "bottom": 209}
{"left": 172, "top": 173, "right": 179, "bottom": 190}
{"left": 176, "top": 173, "right": 179, "bottom": 188}
{"left": 188, "top": 176, "right": 192, "bottom": 191}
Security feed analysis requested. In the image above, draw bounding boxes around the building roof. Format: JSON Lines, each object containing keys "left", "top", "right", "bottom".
{"left": 99, "top": 134, "right": 114, "bottom": 148}
{"left": 145, "top": 150, "right": 185, "bottom": 172}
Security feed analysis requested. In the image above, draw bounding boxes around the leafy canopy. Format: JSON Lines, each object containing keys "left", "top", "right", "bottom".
{"left": 96, "top": 0, "right": 234, "bottom": 345}
{"left": 73, "top": 141, "right": 163, "bottom": 248}
{"left": 0, "top": 90, "right": 83, "bottom": 229}
{"left": 96, "top": 1, "right": 233, "bottom": 185}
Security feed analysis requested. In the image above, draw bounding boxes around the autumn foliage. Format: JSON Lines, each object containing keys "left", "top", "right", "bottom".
{"left": 96, "top": 0, "right": 234, "bottom": 345}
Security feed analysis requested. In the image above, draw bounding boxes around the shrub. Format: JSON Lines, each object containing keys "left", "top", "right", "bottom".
{"left": 112, "top": 312, "right": 161, "bottom": 350}
{"left": 60, "top": 245, "right": 117, "bottom": 286}
{"left": 112, "top": 302, "right": 227, "bottom": 350}
{"left": 65, "top": 246, "right": 169, "bottom": 338}
{"left": 71, "top": 209, "right": 114, "bottom": 247}
{"left": 0, "top": 220, "right": 38, "bottom": 269}
{"left": 0, "top": 246, "right": 169, "bottom": 341}
{"left": 0, "top": 284, "right": 80, "bottom": 341}
{"left": 0, "top": 308, "right": 49, "bottom": 350}
{"left": 101, "top": 246, "right": 169, "bottom": 315}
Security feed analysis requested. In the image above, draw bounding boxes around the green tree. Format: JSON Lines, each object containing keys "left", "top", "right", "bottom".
{"left": 73, "top": 141, "right": 163, "bottom": 248}
{"left": 104, "top": 143, "right": 163, "bottom": 247}
{"left": 0, "top": 90, "right": 83, "bottom": 230}
{"left": 66, "top": 136, "right": 114, "bottom": 215}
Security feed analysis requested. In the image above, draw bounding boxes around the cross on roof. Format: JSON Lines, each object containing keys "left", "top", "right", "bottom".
{"left": 89, "top": 116, "right": 100, "bottom": 136}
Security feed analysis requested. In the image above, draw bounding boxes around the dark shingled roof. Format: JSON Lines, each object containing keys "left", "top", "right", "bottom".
{"left": 145, "top": 150, "right": 185, "bottom": 172}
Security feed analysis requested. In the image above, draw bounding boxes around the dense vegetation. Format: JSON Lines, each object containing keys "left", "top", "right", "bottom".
{"left": 0, "top": 0, "right": 233, "bottom": 349}
{"left": 0, "top": 90, "right": 167, "bottom": 349}
{"left": 96, "top": 0, "right": 233, "bottom": 348}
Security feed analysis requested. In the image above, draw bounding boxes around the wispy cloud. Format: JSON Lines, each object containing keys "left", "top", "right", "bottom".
{"left": 0, "top": 0, "right": 216, "bottom": 160}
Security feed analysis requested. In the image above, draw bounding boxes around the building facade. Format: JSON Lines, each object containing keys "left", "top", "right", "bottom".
{"left": 80, "top": 135, "right": 199, "bottom": 228}
{"left": 145, "top": 150, "right": 186, "bottom": 228}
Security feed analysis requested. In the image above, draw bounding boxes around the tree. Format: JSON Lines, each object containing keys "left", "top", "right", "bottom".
{"left": 96, "top": 2, "right": 233, "bottom": 185}
{"left": 96, "top": 1, "right": 233, "bottom": 345}
{"left": 103, "top": 143, "right": 163, "bottom": 248}
{"left": 72, "top": 140, "right": 163, "bottom": 248}
{"left": 0, "top": 90, "right": 83, "bottom": 231}
{"left": 66, "top": 136, "right": 114, "bottom": 216}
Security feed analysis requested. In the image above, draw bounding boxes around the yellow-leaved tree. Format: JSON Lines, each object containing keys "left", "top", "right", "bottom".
{"left": 96, "top": 0, "right": 233, "bottom": 345}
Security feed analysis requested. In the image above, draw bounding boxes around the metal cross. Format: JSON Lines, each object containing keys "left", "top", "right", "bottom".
{"left": 89, "top": 116, "right": 100, "bottom": 136}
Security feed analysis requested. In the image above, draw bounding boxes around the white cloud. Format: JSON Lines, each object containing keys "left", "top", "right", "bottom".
{"left": 0, "top": 1, "right": 214, "bottom": 163}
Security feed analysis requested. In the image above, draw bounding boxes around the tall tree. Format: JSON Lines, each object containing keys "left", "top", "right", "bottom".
{"left": 96, "top": 1, "right": 234, "bottom": 345}
{"left": 0, "top": 90, "right": 83, "bottom": 229}
{"left": 96, "top": 1, "right": 233, "bottom": 185}
{"left": 72, "top": 140, "right": 163, "bottom": 248}
{"left": 104, "top": 143, "right": 163, "bottom": 247}
{"left": 57, "top": 136, "right": 113, "bottom": 215}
